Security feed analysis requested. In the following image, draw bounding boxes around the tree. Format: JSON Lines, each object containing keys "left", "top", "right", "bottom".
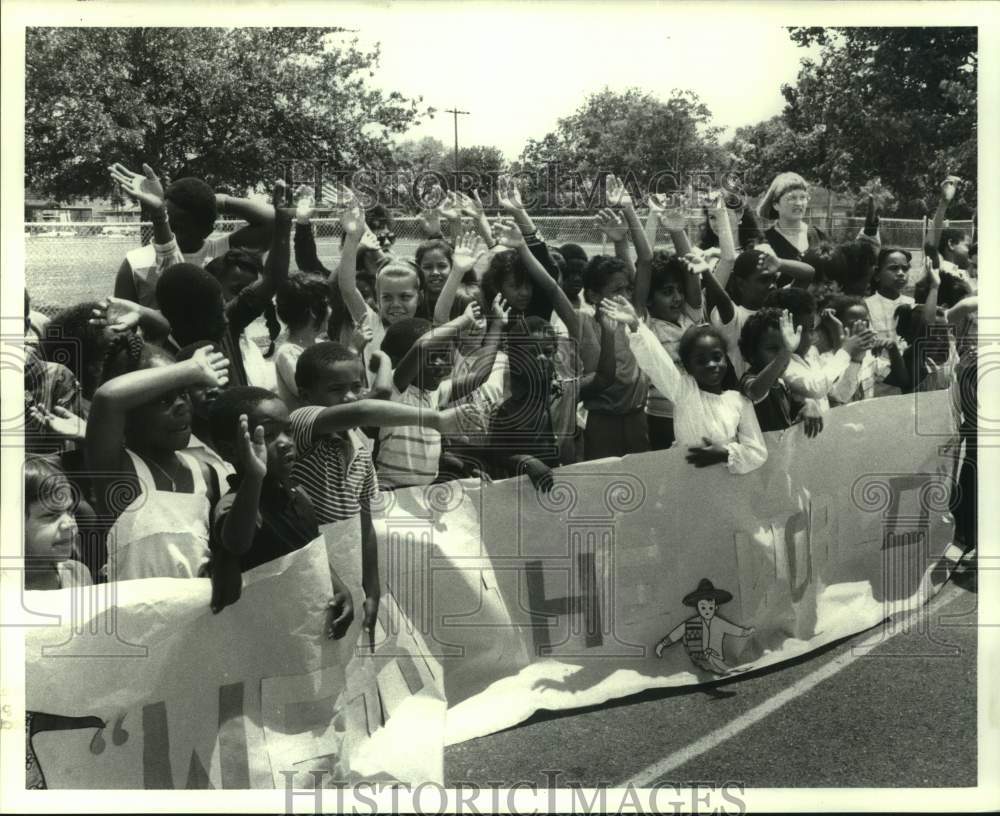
{"left": 456, "top": 145, "right": 505, "bottom": 176}
{"left": 517, "top": 88, "right": 726, "bottom": 209}
{"left": 726, "top": 115, "right": 818, "bottom": 196}
{"left": 780, "top": 27, "right": 977, "bottom": 216}
{"left": 25, "top": 27, "right": 432, "bottom": 201}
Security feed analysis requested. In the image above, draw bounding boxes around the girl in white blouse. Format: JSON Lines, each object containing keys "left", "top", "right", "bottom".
{"left": 601, "top": 296, "right": 767, "bottom": 475}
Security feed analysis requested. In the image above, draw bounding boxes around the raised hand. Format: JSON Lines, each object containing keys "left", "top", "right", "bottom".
{"left": 820, "top": 308, "right": 844, "bottom": 346}
{"left": 925, "top": 255, "right": 941, "bottom": 288}
{"left": 237, "top": 414, "right": 268, "bottom": 481}
{"left": 28, "top": 405, "right": 87, "bottom": 440}
{"left": 779, "top": 309, "right": 801, "bottom": 352}
{"left": 601, "top": 294, "right": 640, "bottom": 331}
{"left": 492, "top": 218, "right": 525, "bottom": 249}
{"left": 682, "top": 251, "right": 711, "bottom": 277}
{"left": 109, "top": 162, "right": 165, "bottom": 211}
{"left": 189, "top": 346, "right": 230, "bottom": 388}
{"left": 294, "top": 184, "right": 316, "bottom": 223}
{"left": 90, "top": 297, "right": 142, "bottom": 334}
{"left": 842, "top": 324, "right": 876, "bottom": 360}
{"left": 271, "top": 179, "right": 298, "bottom": 220}
{"left": 453, "top": 232, "right": 485, "bottom": 273}
{"left": 940, "top": 176, "right": 961, "bottom": 202}
{"left": 455, "top": 190, "right": 485, "bottom": 218}
{"left": 462, "top": 300, "right": 485, "bottom": 329}
{"left": 490, "top": 293, "right": 511, "bottom": 323}
{"left": 605, "top": 174, "right": 633, "bottom": 208}
{"left": 439, "top": 191, "right": 463, "bottom": 221}
{"left": 339, "top": 199, "right": 367, "bottom": 240}
{"left": 657, "top": 206, "right": 688, "bottom": 233}
{"left": 351, "top": 320, "right": 374, "bottom": 351}
{"left": 418, "top": 206, "right": 443, "bottom": 237}
{"left": 497, "top": 176, "right": 525, "bottom": 213}
{"left": 596, "top": 208, "right": 628, "bottom": 242}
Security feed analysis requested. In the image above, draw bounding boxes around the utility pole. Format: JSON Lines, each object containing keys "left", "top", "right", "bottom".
{"left": 444, "top": 108, "right": 470, "bottom": 186}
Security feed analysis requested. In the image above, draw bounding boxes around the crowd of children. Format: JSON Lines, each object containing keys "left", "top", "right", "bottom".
{"left": 23, "top": 166, "right": 979, "bottom": 640}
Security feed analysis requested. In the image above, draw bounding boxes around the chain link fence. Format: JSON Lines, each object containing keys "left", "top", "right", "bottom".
{"left": 25, "top": 215, "right": 968, "bottom": 317}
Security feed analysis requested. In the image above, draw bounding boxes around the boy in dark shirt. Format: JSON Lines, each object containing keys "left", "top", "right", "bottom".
{"left": 207, "top": 385, "right": 353, "bottom": 640}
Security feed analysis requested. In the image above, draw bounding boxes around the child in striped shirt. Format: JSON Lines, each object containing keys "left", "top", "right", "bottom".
{"left": 281, "top": 342, "right": 464, "bottom": 642}
{"left": 375, "top": 302, "right": 488, "bottom": 489}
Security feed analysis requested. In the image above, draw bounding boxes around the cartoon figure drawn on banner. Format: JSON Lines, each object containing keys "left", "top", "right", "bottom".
{"left": 654, "top": 578, "right": 754, "bottom": 675}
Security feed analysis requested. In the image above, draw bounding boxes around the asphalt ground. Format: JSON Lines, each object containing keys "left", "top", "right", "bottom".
{"left": 443, "top": 571, "right": 978, "bottom": 789}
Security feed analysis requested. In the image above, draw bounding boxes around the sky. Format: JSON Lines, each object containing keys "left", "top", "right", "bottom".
{"left": 337, "top": 3, "right": 822, "bottom": 160}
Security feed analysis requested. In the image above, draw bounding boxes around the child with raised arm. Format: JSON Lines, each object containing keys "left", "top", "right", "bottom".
{"left": 738, "top": 308, "right": 823, "bottom": 437}
{"left": 110, "top": 163, "right": 274, "bottom": 308}
{"left": 573, "top": 176, "right": 649, "bottom": 459}
{"left": 86, "top": 339, "right": 229, "bottom": 580}
{"left": 627, "top": 179, "right": 704, "bottom": 450}
{"left": 602, "top": 296, "right": 767, "bottom": 474}
{"left": 337, "top": 192, "right": 423, "bottom": 373}
{"left": 375, "top": 299, "right": 492, "bottom": 489}
{"left": 205, "top": 387, "right": 354, "bottom": 642}
{"left": 763, "top": 288, "right": 874, "bottom": 414}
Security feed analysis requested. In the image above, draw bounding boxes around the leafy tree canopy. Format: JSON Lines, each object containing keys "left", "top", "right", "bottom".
{"left": 26, "top": 27, "right": 432, "bottom": 200}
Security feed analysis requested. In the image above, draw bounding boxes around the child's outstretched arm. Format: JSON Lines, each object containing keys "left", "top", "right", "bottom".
{"left": 90, "top": 297, "right": 172, "bottom": 342}
{"left": 596, "top": 207, "right": 635, "bottom": 280}
{"left": 930, "top": 176, "right": 960, "bottom": 250}
{"left": 227, "top": 181, "right": 294, "bottom": 333}
{"left": 218, "top": 192, "right": 276, "bottom": 253}
{"left": 303, "top": 398, "right": 466, "bottom": 438}
{"left": 701, "top": 263, "right": 735, "bottom": 327}
{"left": 578, "top": 304, "right": 618, "bottom": 400}
{"left": 497, "top": 176, "right": 561, "bottom": 280}
{"left": 86, "top": 347, "right": 230, "bottom": 479}
{"left": 334, "top": 192, "right": 373, "bottom": 327}
{"left": 707, "top": 196, "right": 736, "bottom": 289}
{"left": 757, "top": 244, "right": 815, "bottom": 287}
{"left": 432, "top": 232, "right": 485, "bottom": 325}
{"left": 494, "top": 219, "right": 581, "bottom": 340}
{"left": 455, "top": 189, "right": 497, "bottom": 252}
{"left": 658, "top": 206, "right": 692, "bottom": 257}
{"left": 742, "top": 310, "right": 798, "bottom": 403}
{"left": 109, "top": 163, "right": 184, "bottom": 296}
{"left": 393, "top": 301, "right": 483, "bottom": 393}
{"left": 293, "top": 186, "right": 332, "bottom": 275}
{"left": 603, "top": 295, "right": 682, "bottom": 401}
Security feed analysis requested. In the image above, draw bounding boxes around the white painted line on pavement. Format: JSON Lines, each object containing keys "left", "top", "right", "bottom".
{"left": 620, "top": 583, "right": 966, "bottom": 788}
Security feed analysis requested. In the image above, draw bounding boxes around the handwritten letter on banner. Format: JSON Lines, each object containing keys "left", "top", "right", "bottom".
{"left": 25, "top": 392, "right": 959, "bottom": 786}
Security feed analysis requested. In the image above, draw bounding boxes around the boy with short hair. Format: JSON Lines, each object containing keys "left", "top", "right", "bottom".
{"left": 207, "top": 386, "right": 354, "bottom": 640}
{"left": 289, "top": 340, "right": 467, "bottom": 644}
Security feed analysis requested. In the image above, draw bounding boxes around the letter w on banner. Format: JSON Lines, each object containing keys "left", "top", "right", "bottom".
{"left": 23, "top": 537, "right": 445, "bottom": 789}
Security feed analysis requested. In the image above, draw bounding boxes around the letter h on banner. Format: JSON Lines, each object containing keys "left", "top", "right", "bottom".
{"left": 519, "top": 476, "right": 647, "bottom": 658}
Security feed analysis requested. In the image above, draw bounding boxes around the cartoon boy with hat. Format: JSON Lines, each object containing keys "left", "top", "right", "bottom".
{"left": 655, "top": 578, "right": 755, "bottom": 675}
